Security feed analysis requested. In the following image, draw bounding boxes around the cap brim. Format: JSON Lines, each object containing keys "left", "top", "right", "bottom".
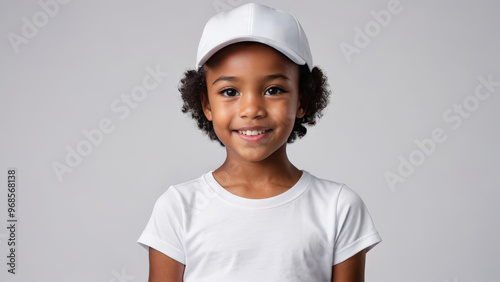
{"left": 197, "top": 37, "right": 307, "bottom": 70}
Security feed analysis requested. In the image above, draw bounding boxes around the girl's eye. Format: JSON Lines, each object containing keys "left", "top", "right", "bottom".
{"left": 265, "top": 87, "right": 284, "bottom": 96}
{"left": 220, "top": 88, "right": 239, "bottom": 97}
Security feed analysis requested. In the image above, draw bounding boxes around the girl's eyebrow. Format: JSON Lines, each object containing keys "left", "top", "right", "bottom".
{"left": 265, "top": 74, "right": 291, "bottom": 81}
{"left": 212, "top": 74, "right": 290, "bottom": 85}
{"left": 212, "top": 76, "right": 237, "bottom": 85}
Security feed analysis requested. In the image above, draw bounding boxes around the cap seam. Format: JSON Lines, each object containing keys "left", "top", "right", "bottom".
{"left": 291, "top": 13, "right": 305, "bottom": 62}
{"left": 248, "top": 3, "right": 254, "bottom": 34}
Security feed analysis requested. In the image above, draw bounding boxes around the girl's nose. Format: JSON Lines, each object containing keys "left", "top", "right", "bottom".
{"left": 238, "top": 92, "right": 267, "bottom": 119}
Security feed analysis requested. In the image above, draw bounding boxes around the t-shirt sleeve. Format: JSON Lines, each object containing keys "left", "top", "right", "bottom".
{"left": 333, "top": 184, "right": 382, "bottom": 265}
{"left": 137, "top": 186, "right": 186, "bottom": 264}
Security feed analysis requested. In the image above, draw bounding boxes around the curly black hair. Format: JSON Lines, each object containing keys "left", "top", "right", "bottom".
{"left": 179, "top": 63, "right": 331, "bottom": 146}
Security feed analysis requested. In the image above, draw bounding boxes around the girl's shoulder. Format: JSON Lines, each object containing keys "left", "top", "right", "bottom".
{"left": 307, "top": 172, "right": 367, "bottom": 208}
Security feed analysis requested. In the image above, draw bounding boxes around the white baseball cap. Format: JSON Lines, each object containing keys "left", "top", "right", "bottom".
{"left": 196, "top": 3, "right": 313, "bottom": 71}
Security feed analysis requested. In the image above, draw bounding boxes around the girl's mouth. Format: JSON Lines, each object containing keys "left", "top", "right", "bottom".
{"left": 233, "top": 129, "right": 272, "bottom": 142}
{"left": 236, "top": 129, "right": 272, "bottom": 136}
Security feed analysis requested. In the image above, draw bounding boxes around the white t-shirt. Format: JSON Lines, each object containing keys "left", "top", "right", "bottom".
{"left": 138, "top": 171, "right": 381, "bottom": 281}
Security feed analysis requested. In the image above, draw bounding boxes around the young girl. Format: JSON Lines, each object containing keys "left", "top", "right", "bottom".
{"left": 138, "top": 3, "right": 381, "bottom": 281}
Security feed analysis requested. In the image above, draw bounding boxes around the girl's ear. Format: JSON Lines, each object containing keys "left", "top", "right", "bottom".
{"left": 296, "top": 106, "right": 305, "bottom": 119}
{"left": 296, "top": 94, "right": 307, "bottom": 119}
{"left": 201, "top": 92, "right": 213, "bottom": 121}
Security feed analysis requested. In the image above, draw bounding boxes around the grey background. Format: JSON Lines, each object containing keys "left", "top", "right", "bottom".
{"left": 1, "top": 0, "right": 499, "bottom": 281}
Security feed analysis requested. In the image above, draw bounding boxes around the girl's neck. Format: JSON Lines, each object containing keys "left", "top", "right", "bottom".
{"left": 213, "top": 144, "right": 302, "bottom": 195}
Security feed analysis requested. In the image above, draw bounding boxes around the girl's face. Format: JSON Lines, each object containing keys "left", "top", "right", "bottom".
{"left": 203, "top": 43, "right": 305, "bottom": 163}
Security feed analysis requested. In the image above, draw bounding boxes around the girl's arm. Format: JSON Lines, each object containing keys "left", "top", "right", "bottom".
{"left": 148, "top": 247, "right": 185, "bottom": 282}
{"left": 331, "top": 249, "right": 367, "bottom": 282}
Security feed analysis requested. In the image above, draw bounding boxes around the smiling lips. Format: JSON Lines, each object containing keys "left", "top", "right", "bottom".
{"left": 233, "top": 128, "right": 272, "bottom": 142}
{"left": 237, "top": 129, "right": 269, "bottom": 136}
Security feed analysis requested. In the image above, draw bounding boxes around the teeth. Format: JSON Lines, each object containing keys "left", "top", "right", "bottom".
{"left": 238, "top": 130, "right": 267, "bottom": 136}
